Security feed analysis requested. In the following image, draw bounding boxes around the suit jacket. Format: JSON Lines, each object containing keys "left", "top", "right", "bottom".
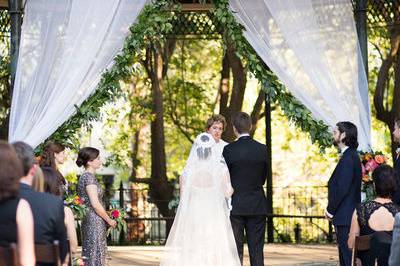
{"left": 392, "top": 153, "right": 400, "bottom": 205}
{"left": 327, "top": 148, "right": 361, "bottom": 226}
{"left": 389, "top": 213, "right": 400, "bottom": 266}
{"left": 19, "top": 183, "right": 68, "bottom": 262}
{"left": 222, "top": 136, "right": 268, "bottom": 216}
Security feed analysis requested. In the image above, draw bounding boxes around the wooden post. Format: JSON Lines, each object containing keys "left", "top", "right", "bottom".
{"left": 265, "top": 95, "right": 273, "bottom": 243}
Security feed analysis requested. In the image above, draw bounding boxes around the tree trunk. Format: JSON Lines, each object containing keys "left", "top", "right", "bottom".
{"left": 138, "top": 41, "right": 176, "bottom": 235}
{"left": 373, "top": 27, "right": 400, "bottom": 162}
{"left": 221, "top": 44, "right": 247, "bottom": 142}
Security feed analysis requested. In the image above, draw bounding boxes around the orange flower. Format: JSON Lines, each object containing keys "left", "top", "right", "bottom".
{"left": 362, "top": 174, "right": 371, "bottom": 183}
{"left": 374, "top": 155, "right": 385, "bottom": 164}
{"left": 35, "top": 156, "right": 42, "bottom": 164}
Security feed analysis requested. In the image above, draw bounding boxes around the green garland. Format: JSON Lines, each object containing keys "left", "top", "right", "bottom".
{"left": 47, "top": 0, "right": 331, "bottom": 151}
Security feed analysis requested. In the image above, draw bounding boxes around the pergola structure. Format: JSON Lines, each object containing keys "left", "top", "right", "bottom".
{"left": 0, "top": 0, "right": 397, "bottom": 243}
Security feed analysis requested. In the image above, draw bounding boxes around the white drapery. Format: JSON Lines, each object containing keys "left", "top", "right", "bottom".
{"left": 9, "top": 0, "right": 147, "bottom": 148}
{"left": 230, "top": 0, "right": 371, "bottom": 150}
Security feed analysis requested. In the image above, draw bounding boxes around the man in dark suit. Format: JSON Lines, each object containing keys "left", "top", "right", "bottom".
{"left": 223, "top": 112, "right": 268, "bottom": 266}
{"left": 12, "top": 141, "right": 68, "bottom": 264}
{"left": 392, "top": 118, "right": 400, "bottom": 205}
{"left": 325, "top": 122, "right": 361, "bottom": 266}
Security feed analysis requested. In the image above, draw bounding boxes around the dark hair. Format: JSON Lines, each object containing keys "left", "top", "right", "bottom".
{"left": 0, "top": 141, "right": 23, "bottom": 202}
{"left": 41, "top": 167, "right": 62, "bottom": 196}
{"left": 232, "top": 112, "right": 252, "bottom": 134}
{"left": 12, "top": 141, "right": 36, "bottom": 176}
{"left": 76, "top": 147, "right": 100, "bottom": 168}
{"left": 336, "top": 121, "right": 358, "bottom": 149}
{"left": 40, "top": 140, "right": 65, "bottom": 169}
{"left": 206, "top": 114, "right": 227, "bottom": 131}
{"left": 395, "top": 117, "right": 400, "bottom": 128}
{"left": 372, "top": 165, "right": 397, "bottom": 199}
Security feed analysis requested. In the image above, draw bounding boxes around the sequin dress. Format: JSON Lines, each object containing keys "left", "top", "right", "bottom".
{"left": 78, "top": 172, "right": 107, "bottom": 266}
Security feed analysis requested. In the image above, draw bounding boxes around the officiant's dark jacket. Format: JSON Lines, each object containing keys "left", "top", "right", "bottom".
{"left": 223, "top": 136, "right": 268, "bottom": 215}
{"left": 19, "top": 183, "right": 68, "bottom": 264}
{"left": 393, "top": 151, "right": 400, "bottom": 205}
{"left": 327, "top": 148, "right": 362, "bottom": 226}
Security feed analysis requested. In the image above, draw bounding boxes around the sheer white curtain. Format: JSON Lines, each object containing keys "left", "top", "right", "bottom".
{"left": 9, "top": 0, "right": 148, "bottom": 148}
{"left": 230, "top": 0, "right": 371, "bottom": 150}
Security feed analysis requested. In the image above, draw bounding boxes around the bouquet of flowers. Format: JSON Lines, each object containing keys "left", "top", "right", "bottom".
{"left": 360, "top": 151, "right": 387, "bottom": 201}
{"left": 107, "top": 207, "right": 127, "bottom": 236}
{"left": 72, "top": 257, "right": 85, "bottom": 266}
{"left": 64, "top": 194, "right": 87, "bottom": 220}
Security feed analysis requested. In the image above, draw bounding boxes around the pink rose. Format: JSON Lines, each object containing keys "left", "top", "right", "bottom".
{"left": 111, "top": 210, "right": 120, "bottom": 219}
{"left": 361, "top": 163, "right": 366, "bottom": 176}
{"left": 365, "top": 159, "right": 379, "bottom": 172}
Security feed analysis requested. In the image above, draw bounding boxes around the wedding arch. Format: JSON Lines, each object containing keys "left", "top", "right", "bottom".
{"left": 8, "top": 0, "right": 370, "bottom": 151}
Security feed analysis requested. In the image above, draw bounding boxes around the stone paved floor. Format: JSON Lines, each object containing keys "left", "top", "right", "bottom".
{"left": 102, "top": 244, "right": 338, "bottom": 266}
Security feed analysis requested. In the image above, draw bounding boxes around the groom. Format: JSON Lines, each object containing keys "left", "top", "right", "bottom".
{"left": 326, "top": 121, "right": 361, "bottom": 266}
{"left": 223, "top": 112, "right": 268, "bottom": 266}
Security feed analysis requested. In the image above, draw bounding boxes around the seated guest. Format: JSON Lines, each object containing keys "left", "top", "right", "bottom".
{"left": 42, "top": 167, "right": 78, "bottom": 255}
{"left": 12, "top": 141, "right": 68, "bottom": 265}
{"left": 389, "top": 213, "right": 400, "bottom": 265}
{"left": 0, "top": 141, "right": 35, "bottom": 266}
{"left": 348, "top": 165, "right": 400, "bottom": 266}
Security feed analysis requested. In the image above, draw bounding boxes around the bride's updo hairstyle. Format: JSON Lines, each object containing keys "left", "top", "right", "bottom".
{"left": 195, "top": 133, "right": 215, "bottom": 160}
{"left": 76, "top": 147, "right": 99, "bottom": 168}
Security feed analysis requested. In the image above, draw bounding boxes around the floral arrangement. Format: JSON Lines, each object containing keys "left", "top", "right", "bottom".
{"left": 107, "top": 207, "right": 127, "bottom": 236}
{"left": 360, "top": 151, "right": 387, "bottom": 201}
{"left": 72, "top": 257, "right": 85, "bottom": 266}
{"left": 64, "top": 194, "right": 87, "bottom": 220}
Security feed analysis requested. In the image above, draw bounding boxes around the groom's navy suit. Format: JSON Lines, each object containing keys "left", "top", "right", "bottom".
{"left": 223, "top": 135, "right": 268, "bottom": 266}
{"left": 327, "top": 147, "right": 361, "bottom": 266}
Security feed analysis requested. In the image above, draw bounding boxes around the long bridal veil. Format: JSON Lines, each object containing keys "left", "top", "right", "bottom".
{"left": 160, "top": 133, "right": 241, "bottom": 266}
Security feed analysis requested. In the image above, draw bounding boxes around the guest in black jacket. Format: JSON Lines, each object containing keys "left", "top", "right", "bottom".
{"left": 326, "top": 122, "right": 362, "bottom": 266}
{"left": 12, "top": 141, "right": 68, "bottom": 265}
{"left": 223, "top": 112, "right": 268, "bottom": 266}
{"left": 392, "top": 118, "right": 400, "bottom": 205}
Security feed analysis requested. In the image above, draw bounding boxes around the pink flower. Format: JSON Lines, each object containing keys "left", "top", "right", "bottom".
{"left": 111, "top": 210, "right": 120, "bottom": 219}
{"left": 365, "top": 159, "right": 379, "bottom": 172}
{"left": 361, "top": 163, "right": 366, "bottom": 176}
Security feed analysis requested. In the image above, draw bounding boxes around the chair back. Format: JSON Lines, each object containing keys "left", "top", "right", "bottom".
{"left": 352, "top": 234, "right": 371, "bottom": 266}
{"left": 35, "top": 240, "right": 61, "bottom": 266}
{"left": 0, "top": 243, "right": 18, "bottom": 266}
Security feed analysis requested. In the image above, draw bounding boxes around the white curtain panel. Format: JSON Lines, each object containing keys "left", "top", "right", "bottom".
{"left": 9, "top": 0, "right": 148, "bottom": 148}
{"left": 229, "top": 0, "right": 371, "bottom": 150}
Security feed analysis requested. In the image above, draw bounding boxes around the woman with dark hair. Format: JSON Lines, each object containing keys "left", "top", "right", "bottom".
{"left": 76, "top": 147, "right": 116, "bottom": 266}
{"left": 41, "top": 167, "right": 78, "bottom": 257}
{"left": 40, "top": 141, "right": 67, "bottom": 194}
{"left": 348, "top": 165, "right": 400, "bottom": 265}
{"left": 0, "top": 141, "right": 35, "bottom": 266}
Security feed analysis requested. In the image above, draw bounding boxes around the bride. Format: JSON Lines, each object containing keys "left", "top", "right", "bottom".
{"left": 160, "top": 133, "right": 241, "bottom": 266}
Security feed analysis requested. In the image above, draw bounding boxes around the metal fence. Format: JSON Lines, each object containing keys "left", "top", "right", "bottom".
{"left": 102, "top": 183, "right": 333, "bottom": 245}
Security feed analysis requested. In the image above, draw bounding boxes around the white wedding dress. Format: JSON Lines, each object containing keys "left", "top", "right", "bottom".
{"left": 160, "top": 133, "right": 241, "bottom": 266}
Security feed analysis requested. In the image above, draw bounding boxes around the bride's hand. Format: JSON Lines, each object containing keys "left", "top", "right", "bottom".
{"left": 108, "top": 219, "right": 117, "bottom": 228}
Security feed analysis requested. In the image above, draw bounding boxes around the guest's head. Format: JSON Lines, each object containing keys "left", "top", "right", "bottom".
{"left": 333, "top": 121, "right": 358, "bottom": 149}
{"left": 372, "top": 165, "right": 397, "bottom": 199}
{"left": 232, "top": 112, "right": 252, "bottom": 137}
{"left": 76, "top": 147, "right": 101, "bottom": 170}
{"left": 0, "top": 141, "right": 23, "bottom": 202}
{"left": 12, "top": 141, "right": 37, "bottom": 184}
{"left": 41, "top": 167, "right": 62, "bottom": 196}
{"left": 32, "top": 166, "right": 45, "bottom": 192}
{"left": 393, "top": 118, "right": 400, "bottom": 143}
{"left": 40, "top": 140, "right": 66, "bottom": 168}
{"left": 206, "top": 114, "right": 226, "bottom": 142}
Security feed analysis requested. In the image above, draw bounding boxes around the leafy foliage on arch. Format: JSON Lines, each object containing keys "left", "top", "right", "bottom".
{"left": 48, "top": 0, "right": 331, "bottom": 151}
